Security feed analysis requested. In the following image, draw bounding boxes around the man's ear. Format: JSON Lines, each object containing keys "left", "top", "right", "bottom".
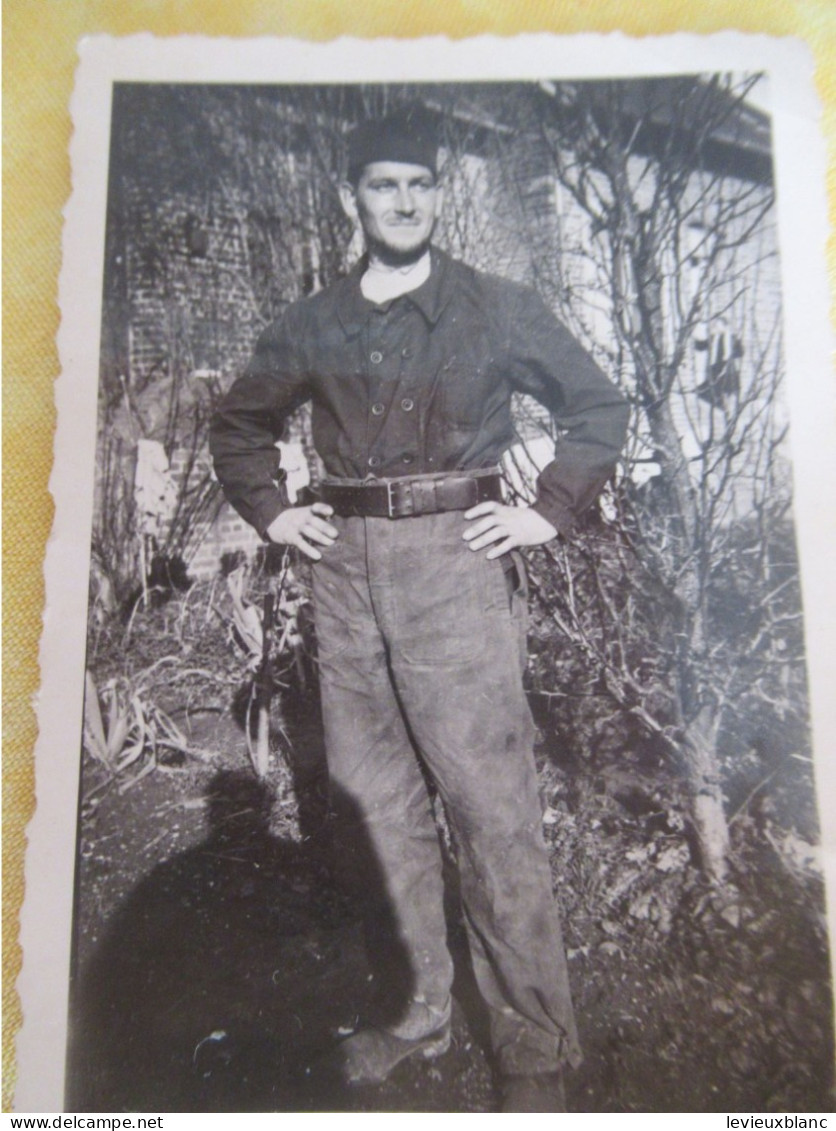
{"left": 338, "top": 182, "right": 359, "bottom": 225}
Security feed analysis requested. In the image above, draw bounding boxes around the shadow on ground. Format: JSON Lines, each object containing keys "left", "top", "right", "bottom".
{"left": 67, "top": 749, "right": 494, "bottom": 1112}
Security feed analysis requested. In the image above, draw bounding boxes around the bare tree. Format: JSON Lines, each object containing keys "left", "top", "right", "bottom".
{"left": 470, "top": 75, "right": 796, "bottom": 883}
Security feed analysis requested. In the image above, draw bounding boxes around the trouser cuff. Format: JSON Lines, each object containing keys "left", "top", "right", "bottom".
{"left": 496, "top": 1030, "right": 583, "bottom": 1077}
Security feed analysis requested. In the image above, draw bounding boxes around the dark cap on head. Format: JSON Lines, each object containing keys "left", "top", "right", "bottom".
{"left": 347, "top": 106, "right": 438, "bottom": 184}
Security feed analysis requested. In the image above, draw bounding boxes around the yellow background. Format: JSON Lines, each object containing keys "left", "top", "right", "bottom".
{"left": 4, "top": 0, "right": 834, "bottom": 1109}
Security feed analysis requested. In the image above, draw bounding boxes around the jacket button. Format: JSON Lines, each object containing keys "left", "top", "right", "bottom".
{"left": 400, "top": 398, "right": 414, "bottom": 412}
{"left": 370, "top": 350, "right": 383, "bottom": 364}
{"left": 368, "top": 455, "right": 381, "bottom": 468}
{"left": 371, "top": 402, "right": 385, "bottom": 416}
{"left": 401, "top": 347, "right": 412, "bottom": 358}
{"left": 402, "top": 454, "right": 414, "bottom": 465}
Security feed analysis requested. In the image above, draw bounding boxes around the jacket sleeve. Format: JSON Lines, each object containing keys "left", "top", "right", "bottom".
{"left": 209, "top": 306, "right": 311, "bottom": 538}
{"left": 506, "top": 287, "right": 629, "bottom": 535}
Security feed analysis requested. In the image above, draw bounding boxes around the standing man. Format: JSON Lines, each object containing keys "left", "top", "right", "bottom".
{"left": 210, "top": 107, "right": 629, "bottom": 1112}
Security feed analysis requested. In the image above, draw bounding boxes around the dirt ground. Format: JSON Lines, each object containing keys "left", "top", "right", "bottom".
{"left": 67, "top": 689, "right": 834, "bottom": 1113}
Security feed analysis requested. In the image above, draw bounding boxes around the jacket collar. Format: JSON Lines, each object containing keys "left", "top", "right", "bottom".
{"left": 335, "top": 246, "right": 454, "bottom": 337}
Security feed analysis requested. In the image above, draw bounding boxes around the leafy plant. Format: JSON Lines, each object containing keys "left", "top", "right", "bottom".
{"left": 225, "top": 559, "right": 311, "bottom": 778}
{"left": 226, "top": 565, "right": 264, "bottom": 670}
{"left": 83, "top": 670, "right": 211, "bottom": 789}
{"left": 83, "top": 671, "right": 148, "bottom": 777}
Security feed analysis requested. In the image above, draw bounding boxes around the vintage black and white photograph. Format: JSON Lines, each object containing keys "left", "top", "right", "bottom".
{"left": 17, "top": 35, "right": 835, "bottom": 1116}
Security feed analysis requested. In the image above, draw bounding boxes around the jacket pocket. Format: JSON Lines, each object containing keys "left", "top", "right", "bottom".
{"left": 439, "top": 362, "right": 488, "bottom": 428}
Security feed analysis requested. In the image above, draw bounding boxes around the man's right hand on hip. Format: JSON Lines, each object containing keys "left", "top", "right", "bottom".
{"left": 265, "top": 502, "right": 338, "bottom": 560}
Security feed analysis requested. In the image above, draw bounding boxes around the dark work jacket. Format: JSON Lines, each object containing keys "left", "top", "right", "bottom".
{"left": 210, "top": 247, "right": 629, "bottom": 538}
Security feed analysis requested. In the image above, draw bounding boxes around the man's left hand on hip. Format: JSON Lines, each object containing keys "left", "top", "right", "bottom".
{"left": 462, "top": 501, "right": 558, "bottom": 558}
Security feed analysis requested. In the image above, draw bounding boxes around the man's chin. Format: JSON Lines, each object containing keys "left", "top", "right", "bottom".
{"left": 368, "top": 237, "right": 433, "bottom": 268}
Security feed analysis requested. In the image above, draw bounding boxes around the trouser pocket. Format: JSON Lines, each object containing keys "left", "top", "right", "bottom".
{"left": 501, "top": 550, "right": 527, "bottom": 610}
{"left": 500, "top": 550, "right": 529, "bottom": 674}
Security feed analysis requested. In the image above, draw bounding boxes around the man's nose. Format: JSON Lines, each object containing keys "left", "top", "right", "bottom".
{"left": 394, "top": 185, "right": 416, "bottom": 213}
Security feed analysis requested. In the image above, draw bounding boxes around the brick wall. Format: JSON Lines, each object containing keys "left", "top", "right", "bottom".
{"left": 124, "top": 188, "right": 264, "bottom": 392}
{"left": 115, "top": 184, "right": 320, "bottom": 580}
{"left": 188, "top": 503, "right": 263, "bottom": 580}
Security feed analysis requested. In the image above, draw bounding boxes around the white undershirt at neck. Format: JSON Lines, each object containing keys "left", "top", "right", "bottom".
{"left": 361, "top": 251, "right": 431, "bottom": 305}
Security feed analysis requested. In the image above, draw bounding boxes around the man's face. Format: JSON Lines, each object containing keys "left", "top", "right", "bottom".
{"left": 340, "top": 161, "right": 442, "bottom": 264}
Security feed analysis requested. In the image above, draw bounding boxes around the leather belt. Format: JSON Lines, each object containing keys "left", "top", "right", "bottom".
{"left": 320, "top": 471, "right": 503, "bottom": 519}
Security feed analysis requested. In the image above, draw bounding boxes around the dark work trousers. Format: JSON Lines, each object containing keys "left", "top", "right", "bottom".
{"left": 310, "top": 509, "right": 582, "bottom": 1076}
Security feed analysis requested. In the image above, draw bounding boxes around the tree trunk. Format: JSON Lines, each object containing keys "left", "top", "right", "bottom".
{"left": 682, "top": 704, "right": 729, "bottom": 883}
{"left": 636, "top": 267, "right": 732, "bottom": 883}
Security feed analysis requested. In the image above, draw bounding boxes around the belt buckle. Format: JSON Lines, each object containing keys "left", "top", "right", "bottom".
{"left": 386, "top": 480, "right": 405, "bottom": 519}
{"left": 386, "top": 479, "right": 418, "bottom": 518}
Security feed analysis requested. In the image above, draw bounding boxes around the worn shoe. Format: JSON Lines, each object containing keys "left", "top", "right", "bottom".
{"left": 338, "top": 1021, "right": 452, "bottom": 1086}
{"left": 500, "top": 1070, "right": 567, "bottom": 1112}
